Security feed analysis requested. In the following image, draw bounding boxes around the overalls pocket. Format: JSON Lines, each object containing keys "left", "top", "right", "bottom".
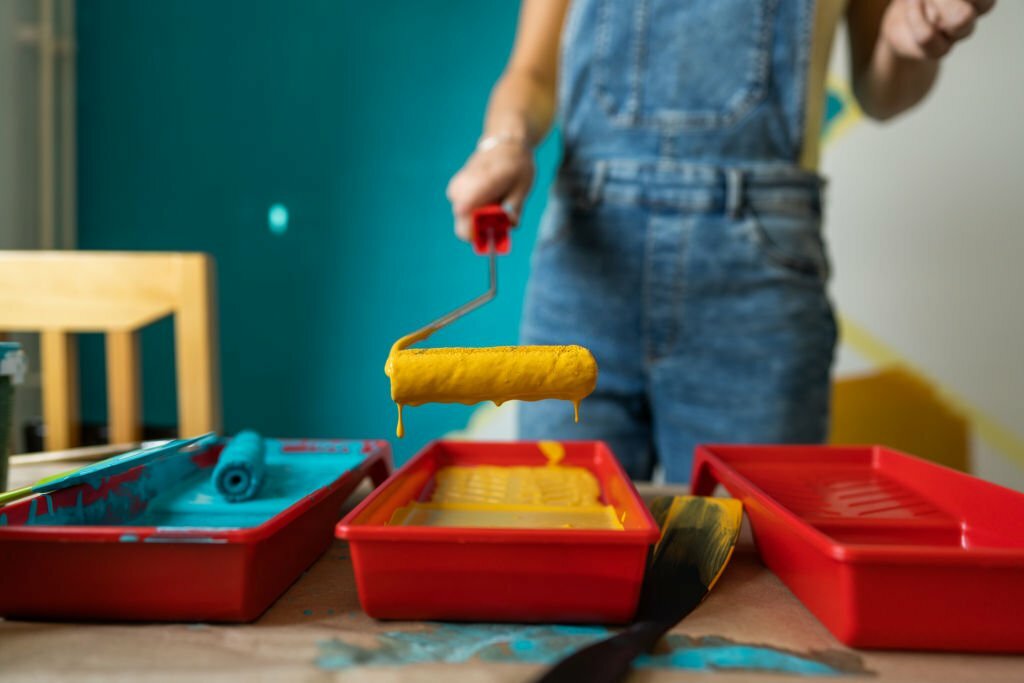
{"left": 746, "top": 205, "right": 830, "bottom": 281}
{"left": 594, "top": 0, "right": 777, "bottom": 131}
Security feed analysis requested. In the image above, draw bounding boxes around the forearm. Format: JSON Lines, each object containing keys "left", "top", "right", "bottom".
{"left": 848, "top": 0, "right": 994, "bottom": 121}
{"left": 482, "top": 66, "right": 558, "bottom": 148}
{"left": 854, "top": 41, "right": 939, "bottom": 120}
{"left": 446, "top": 0, "right": 566, "bottom": 237}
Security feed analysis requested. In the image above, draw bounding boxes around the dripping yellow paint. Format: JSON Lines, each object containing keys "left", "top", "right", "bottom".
{"left": 538, "top": 440, "right": 565, "bottom": 467}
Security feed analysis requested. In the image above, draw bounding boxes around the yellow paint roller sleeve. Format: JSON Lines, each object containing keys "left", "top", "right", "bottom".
{"left": 385, "top": 345, "right": 598, "bottom": 436}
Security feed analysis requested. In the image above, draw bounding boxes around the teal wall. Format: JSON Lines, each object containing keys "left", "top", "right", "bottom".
{"left": 76, "top": 1, "right": 559, "bottom": 464}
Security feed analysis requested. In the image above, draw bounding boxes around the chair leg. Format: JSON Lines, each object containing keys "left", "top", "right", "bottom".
{"left": 106, "top": 330, "right": 142, "bottom": 443}
{"left": 175, "top": 254, "right": 222, "bottom": 438}
{"left": 41, "top": 330, "right": 79, "bottom": 450}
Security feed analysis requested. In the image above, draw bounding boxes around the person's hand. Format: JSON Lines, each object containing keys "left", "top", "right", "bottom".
{"left": 446, "top": 135, "right": 535, "bottom": 241}
{"left": 881, "top": 0, "right": 995, "bottom": 60}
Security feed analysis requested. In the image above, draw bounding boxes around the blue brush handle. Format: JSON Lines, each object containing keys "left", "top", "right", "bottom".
{"left": 213, "top": 431, "right": 267, "bottom": 502}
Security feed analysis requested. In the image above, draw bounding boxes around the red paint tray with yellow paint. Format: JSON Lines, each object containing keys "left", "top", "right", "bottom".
{"left": 690, "top": 445, "right": 1024, "bottom": 653}
{"left": 336, "top": 440, "right": 660, "bottom": 623}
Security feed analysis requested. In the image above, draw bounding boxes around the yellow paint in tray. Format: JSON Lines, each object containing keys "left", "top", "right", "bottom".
{"left": 388, "top": 503, "right": 623, "bottom": 530}
{"left": 388, "top": 442, "right": 624, "bottom": 530}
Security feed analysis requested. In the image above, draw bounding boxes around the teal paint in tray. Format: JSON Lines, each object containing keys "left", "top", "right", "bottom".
{"left": 136, "top": 446, "right": 364, "bottom": 529}
{"left": 5, "top": 437, "right": 371, "bottom": 531}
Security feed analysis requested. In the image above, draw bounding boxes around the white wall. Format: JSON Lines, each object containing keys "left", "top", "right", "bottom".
{"left": 825, "top": 2, "right": 1024, "bottom": 489}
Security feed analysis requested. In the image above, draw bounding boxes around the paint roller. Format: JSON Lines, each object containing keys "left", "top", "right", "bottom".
{"left": 213, "top": 430, "right": 267, "bottom": 502}
{"left": 385, "top": 205, "right": 598, "bottom": 437}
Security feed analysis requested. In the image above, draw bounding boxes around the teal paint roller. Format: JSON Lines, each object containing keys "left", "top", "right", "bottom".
{"left": 213, "top": 431, "right": 267, "bottom": 502}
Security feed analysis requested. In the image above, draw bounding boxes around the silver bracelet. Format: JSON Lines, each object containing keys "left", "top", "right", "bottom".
{"left": 476, "top": 132, "right": 528, "bottom": 153}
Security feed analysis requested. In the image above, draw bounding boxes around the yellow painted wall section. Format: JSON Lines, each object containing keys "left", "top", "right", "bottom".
{"left": 830, "top": 367, "right": 970, "bottom": 472}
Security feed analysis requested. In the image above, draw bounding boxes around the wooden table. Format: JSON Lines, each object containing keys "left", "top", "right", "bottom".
{"left": 1, "top": 455, "right": 1020, "bottom": 682}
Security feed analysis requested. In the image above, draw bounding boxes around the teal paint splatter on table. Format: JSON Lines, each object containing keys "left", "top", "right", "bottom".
{"left": 637, "top": 636, "right": 848, "bottom": 675}
{"left": 317, "top": 624, "right": 602, "bottom": 667}
{"left": 315, "top": 623, "right": 868, "bottom": 675}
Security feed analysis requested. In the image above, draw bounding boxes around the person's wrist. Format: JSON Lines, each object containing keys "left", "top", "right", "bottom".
{"left": 476, "top": 131, "right": 531, "bottom": 154}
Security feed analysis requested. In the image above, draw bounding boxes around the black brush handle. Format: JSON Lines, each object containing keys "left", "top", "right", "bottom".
{"left": 532, "top": 619, "right": 673, "bottom": 683}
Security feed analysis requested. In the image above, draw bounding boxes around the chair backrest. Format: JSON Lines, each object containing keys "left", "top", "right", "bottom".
{"left": 0, "top": 251, "right": 221, "bottom": 450}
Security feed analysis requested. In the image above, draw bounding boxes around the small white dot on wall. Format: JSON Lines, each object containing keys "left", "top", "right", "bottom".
{"left": 268, "top": 203, "right": 289, "bottom": 235}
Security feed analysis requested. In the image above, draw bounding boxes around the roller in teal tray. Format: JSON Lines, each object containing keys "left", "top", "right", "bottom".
{"left": 213, "top": 431, "right": 267, "bottom": 502}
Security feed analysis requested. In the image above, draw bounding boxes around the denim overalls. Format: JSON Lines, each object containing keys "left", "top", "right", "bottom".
{"left": 519, "top": 0, "right": 837, "bottom": 482}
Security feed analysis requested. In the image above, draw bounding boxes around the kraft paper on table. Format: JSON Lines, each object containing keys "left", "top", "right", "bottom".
{"left": 0, "top": 479, "right": 1020, "bottom": 682}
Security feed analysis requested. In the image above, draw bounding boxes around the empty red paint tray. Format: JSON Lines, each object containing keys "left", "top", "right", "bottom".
{"left": 336, "top": 440, "right": 660, "bottom": 623}
{"left": 0, "top": 438, "right": 391, "bottom": 622}
{"left": 690, "top": 445, "right": 1024, "bottom": 652}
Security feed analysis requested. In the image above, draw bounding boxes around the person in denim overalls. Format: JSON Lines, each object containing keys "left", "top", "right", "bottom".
{"left": 447, "top": 0, "right": 994, "bottom": 482}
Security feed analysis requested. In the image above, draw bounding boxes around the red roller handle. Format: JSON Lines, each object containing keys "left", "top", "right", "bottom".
{"left": 470, "top": 205, "right": 512, "bottom": 255}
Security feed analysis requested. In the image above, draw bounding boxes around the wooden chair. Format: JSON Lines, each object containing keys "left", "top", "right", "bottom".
{"left": 0, "top": 251, "right": 222, "bottom": 450}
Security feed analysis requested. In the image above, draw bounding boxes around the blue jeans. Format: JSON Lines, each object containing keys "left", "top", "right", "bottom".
{"left": 519, "top": 160, "right": 837, "bottom": 482}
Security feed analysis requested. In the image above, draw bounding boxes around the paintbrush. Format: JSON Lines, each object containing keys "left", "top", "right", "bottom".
{"left": 0, "top": 434, "right": 217, "bottom": 507}
{"left": 533, "top": 495, "right": 743, "bottom": 683}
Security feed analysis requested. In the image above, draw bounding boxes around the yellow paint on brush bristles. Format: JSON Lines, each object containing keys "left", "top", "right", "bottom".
{"left": 651, "top": 496, "right": 743, "bottom": 591}
{"left": 385, "top": 328, "right": 598, "bottom": 437}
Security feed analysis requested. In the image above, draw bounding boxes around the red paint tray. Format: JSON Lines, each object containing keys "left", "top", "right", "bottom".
{"left": 0, "top": 438, "right": 391, "bottom": 622}
{"left": 336, "top": 441, "right": 660, "bottom": 623}
{"left": 690, "top": 445, "right": 1024, "bottom": 652}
